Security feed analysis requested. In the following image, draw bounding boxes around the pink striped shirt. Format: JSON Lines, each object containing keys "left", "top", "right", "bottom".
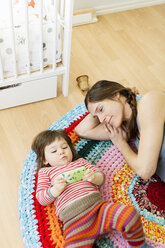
{"left": 36, "top": 158, "right": 104, "bottom": 216}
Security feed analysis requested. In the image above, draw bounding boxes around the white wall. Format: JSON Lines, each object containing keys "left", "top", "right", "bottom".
{"left": 74, "top": 0, "right": 165, "bottom": 15}
{"left": 74, "top": 0, "right": 112, "bottom": 9}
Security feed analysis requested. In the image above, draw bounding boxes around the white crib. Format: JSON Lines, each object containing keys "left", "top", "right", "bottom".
{"left": 0, "top": 0, "right": 74, "bottom": 109}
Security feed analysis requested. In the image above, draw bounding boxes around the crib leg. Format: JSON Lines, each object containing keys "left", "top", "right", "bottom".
{"left": 62, "top": 69, "right": 69, "bottom": 96}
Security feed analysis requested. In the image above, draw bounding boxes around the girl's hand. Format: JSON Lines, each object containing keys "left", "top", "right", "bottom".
{"left": 83, "top": 169, "right": 104, "bottom": 185}
{"left": 83, "top": 169, "right": 96, "bottom": 183}
{"left": 50, "top": 177, "right": 67, "bottom": 198}
{"left": 104, "top": 123, "right": 128, "bottom": 147}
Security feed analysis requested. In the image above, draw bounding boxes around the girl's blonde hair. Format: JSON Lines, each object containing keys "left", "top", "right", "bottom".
{"left": 31, "top": 129, "right": 79, "bottom": 171}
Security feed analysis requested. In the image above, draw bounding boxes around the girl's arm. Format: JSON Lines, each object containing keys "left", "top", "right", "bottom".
{"left": 49, "top": 178, "right": 67, "bottom": 198}
{"left": 106, "top": 91, "right": 165, "bottom": 180}
{"left": 80, "top": 158, "right": 105, "bottom": 185}
{"left": 74, "top": 113, "right": 109, "bottom": 140}
{"left": 36, "top": 170, "right": 55, "bottom": 206}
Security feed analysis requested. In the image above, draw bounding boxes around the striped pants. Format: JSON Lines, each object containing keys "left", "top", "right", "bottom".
{"left": 59, "top": 194, "right": 145, "bottom": 248}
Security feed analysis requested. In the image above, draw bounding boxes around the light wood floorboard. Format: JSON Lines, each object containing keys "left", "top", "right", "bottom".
{"left": 0, "top": 4, "right": 165, "bottom": 248}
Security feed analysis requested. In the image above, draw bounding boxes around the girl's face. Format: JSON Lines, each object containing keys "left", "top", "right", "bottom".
{"left": 88, "top": 97, "right": 124, "bottom": 128}
{"left": 44, "top": 137, "right": 73, "bottom": 167}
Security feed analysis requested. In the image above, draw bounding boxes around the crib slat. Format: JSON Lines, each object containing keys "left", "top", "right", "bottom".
{"left": 0, "top": 51, "right": 4, "bottom": 82}
{"left": 60, "top": 0, "right": 65, "bottom": 17}
{"left": 39, "top": 0, "right": 43, "bottom": 73}
{"left": 53, "top": 0, "right": 58, "bottom": 71}
{"left": 24, "top": 0, "right": 31, "bottom": 75}
{"left": 8, "top": 0, "right": 17, "bottom": 78}
{"left": 62, "top": 0, "right": 74, "bottom": 96}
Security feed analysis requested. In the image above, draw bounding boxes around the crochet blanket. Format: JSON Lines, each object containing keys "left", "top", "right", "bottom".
{"left": 18, "top": 103, "right": 165, "bottom": 248}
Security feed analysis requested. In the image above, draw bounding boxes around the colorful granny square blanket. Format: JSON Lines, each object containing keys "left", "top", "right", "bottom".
{"left": 18, "top": 103, "right": 165, "bottom": 248}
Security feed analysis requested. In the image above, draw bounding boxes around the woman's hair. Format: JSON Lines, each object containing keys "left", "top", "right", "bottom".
{"left": 31, "top": 129, "right": 79, "bottom": 171}
{"left": 85, "top": 80, "right": 139, "bottom": 140}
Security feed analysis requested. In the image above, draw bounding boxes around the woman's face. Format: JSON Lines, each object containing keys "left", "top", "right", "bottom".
{"left": 87, "top": 97, "right": 124, "bottom": 128}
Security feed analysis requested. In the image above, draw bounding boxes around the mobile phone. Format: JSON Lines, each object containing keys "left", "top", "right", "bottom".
{"left": 61, "top": 166, "right": 86, "bottom": 184}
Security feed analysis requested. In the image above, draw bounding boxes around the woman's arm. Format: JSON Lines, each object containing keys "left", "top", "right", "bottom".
{"left": 74, "top": 113, "right": 109, "bottom": 140}
{"left": 106, "top": 91, "right": 165, "bottom": 180}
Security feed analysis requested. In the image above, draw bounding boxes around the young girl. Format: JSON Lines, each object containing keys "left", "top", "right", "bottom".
{"left": 32, "top": 129, "right": 153, "bottom": 248}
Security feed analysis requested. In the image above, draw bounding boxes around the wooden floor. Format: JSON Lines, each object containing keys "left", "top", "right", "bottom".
{"left": 1, "top": 4, "right": 165, "bottom": 248}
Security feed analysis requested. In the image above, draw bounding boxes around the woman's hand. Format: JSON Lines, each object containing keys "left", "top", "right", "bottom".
{"left": 104, "top": 123, "right": 128, "bottom": 147}
{"left": 50, "top": 177, "right": 67, "bottom": 198}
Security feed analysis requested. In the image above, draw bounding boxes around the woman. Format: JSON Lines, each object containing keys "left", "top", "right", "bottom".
{"left": 75, "top": 80, "right": 165, "bottom": 182}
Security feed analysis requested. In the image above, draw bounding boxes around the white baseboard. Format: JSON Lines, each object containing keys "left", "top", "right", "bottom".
{"left": 73, "top": 8, "right": 98, "bottom": 26}
{"left": 95, "top": 0, "right": 165, "bottom": 15}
